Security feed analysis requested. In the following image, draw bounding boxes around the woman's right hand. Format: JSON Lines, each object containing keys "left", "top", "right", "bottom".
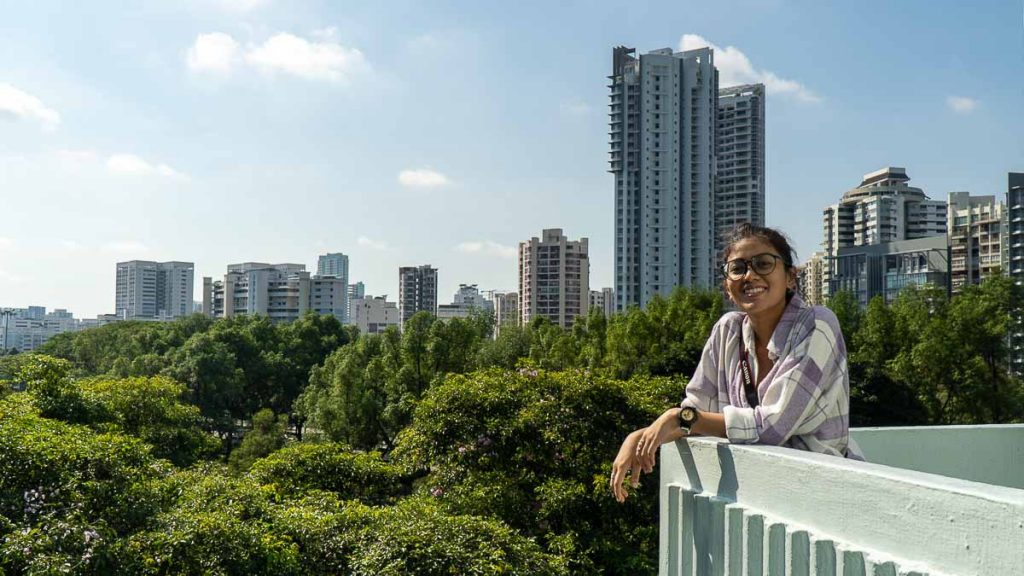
{"left": 610, "top": 429, "right": 646, "bottom": 503}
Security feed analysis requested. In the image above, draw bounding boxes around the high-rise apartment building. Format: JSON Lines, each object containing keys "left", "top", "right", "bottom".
{"left": 715, "top": 83, "right": 766, "bottom": 257}
{"left": 317, "top": 253, "right": 349, "bottom": 278}
{"left": 519, "top": 229, "right": 589, "bottom": 329}
{"left": 203, "top": 263, "right": 346, "bottom": 324}
{"left": 801, "top": 252, "right": 826, "bottom": 306}
{"left": 398, "top": 265, "right": 438, "bottom": 325}
{"left": 316, "top": 253, "right": 350, "bottom": 322}
{"left": 947, "top": 192, "right": 1006, "bottom": 292}
{"left": 1007, "top": 173, "right": 1024, "bottom": 374}
{"left": 610, "top": 46, "right": 718, "bottom": 311}
{"left": 589, "top": 287, "right": 617, "bottom": 317}
{"left": 115, "top": 261, "right": 194, "bottom": 321}
{"left": 491, "top": 291, "right": 520, "bottom": 336}
{"left": 822, "top": 167, "right": 947, "bottom": 297}
{"left": 347, "top": 282, "right": 365, "bottom": 324}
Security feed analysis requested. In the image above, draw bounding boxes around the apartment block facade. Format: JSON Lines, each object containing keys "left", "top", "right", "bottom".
{"left": 822, "top": 167, "right": 947, "bottom": 298}
{"left": 115, "top": 260, "right": 194, "bottom": 320}
{"left": 202, "top": 263, "right": 347, "bottom": 324}
{"left": 350, "top": 296, "right": 400, "bottom": 335}
{"left": 589, "top": 287, "right": 617, "bottom": 317}
{"left": 398, "top": 265, "right": 438, "bottom": 326}
{"left": 715, "top": 83, "right": 766, "bottom": 257}
{"left": 947, "top": 192, "right": 1006, "bottom": 292}
{"left": 491, "top": 291, "right": 520, "bottom": 336}
{"left": 610, "top": 46, "right": 718, "bottom": 311}
{"left": 437, "top": 284, "right": 493, "bottom": 321}
{"left": 519, "top": 228, "right": 589, "bottom": 329}
{"left": 1007, "top": 173, "right": 1024, "bottom": 374}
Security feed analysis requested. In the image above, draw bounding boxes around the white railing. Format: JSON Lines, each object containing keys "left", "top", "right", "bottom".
{"left": 659, "top": 432, "right": 1024, "bottom": 575}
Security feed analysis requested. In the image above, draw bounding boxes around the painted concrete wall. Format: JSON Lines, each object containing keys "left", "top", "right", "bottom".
{"left": 660, "top": 435, "right": 1024, "bottom": 575}
{"left": 851, "top": 425, "right": 1024, "bottom": 490}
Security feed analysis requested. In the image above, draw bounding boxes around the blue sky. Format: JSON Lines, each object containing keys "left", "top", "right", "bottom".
{"left": 1, "top": 0, "right": 1022, "bottom": 318}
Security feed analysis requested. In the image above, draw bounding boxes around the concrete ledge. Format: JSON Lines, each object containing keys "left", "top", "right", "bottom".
{"left": 659, "top": 435, "right": 1024, "bottom": 575}
{"left": 852, "top": 425, "right": 1024, "bottom": 490}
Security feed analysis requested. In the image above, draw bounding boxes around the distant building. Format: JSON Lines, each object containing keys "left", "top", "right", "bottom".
{"left": 716, "top": 83, "right": 766, "bottom": 258}
{"left": 801, "top": 252, "right": 826, "bottom": 306}
{"left": 0, "top": 307, "right": 94, "bottom": 352}
{"left": 317, "top": 253, "right": 349, "bottom": 278}
{"left": 203, "top": 263, "right": 346, "bottom": 324}
{"left": 316, "top": 253, "right": 350, "bottom": 322}
{"left": 589, "top": 287, "right": 616, "bottom": 317}
{"left": 519, "top": 228, "right": 589, "bottom": 329}
{"left": 115, "top": 260, "right": 194, "bottom": 321}
{"left": 1007, "top": 173, "right": 1024, "bottom": 375}
{"left": 491, "top": 291, "right": 520, "bottom": 336}
{"left": 398, "top": 265, "right": 438, "bottom": 326}
{"left": 350, "top": 296, "right": 400, "bottom": 335}
{"left": 437, "top": 284, "right": 493, "bottom": 321}
{"left": 347, "top": 282, "right": 365, "bottom": 325}
{"left": 822, "top": 167, "right": 947, "bottom": 299}
{"left": 947, "top": 192, "right": 1006, "bottom": 292}
{"left": 829, "top": 235, "right": 949, "bottom": 307}
{"left": 610, "top": 46, "right": 719, "bottom": 311}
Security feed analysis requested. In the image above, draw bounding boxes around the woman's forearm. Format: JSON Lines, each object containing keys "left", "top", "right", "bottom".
{"left": 692, "top": 410, "right": 727, "bottom": 438}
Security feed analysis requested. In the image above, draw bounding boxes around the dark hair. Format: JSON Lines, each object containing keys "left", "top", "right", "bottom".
{"left": 720, "top": 223, "right": 799, "bottom": 300}
{"left": 720, "top": 223, "right": 797, "bottom": 268}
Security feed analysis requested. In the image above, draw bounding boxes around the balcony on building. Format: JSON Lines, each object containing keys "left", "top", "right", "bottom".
{"left": 658, "top": 425, "right": 1024, "bottom": 575}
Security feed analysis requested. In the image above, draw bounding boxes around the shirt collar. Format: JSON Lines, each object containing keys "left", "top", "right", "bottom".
{"left": 741, "top": 294, "right": 809, "bottom": 361}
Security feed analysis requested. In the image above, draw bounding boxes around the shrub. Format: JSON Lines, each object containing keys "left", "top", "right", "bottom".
{"left": 249, "top": 442, "right": 407, "bottom": 505}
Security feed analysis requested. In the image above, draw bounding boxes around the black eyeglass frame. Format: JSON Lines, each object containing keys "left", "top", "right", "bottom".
{"left": 721, "top": 253, "right": 786, "bottom": 280}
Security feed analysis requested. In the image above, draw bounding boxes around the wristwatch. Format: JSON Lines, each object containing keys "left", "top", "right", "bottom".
{"left": 678, "top": 406, "right": 699, "bottom": 435}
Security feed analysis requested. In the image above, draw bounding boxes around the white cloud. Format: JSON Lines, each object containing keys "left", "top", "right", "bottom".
{"left": 58, "top": 240, "right": 84, "bottom": 252}
{"left": 0, "top": 83, "right": 60, "bottom": 129}
{"left": 186, "top": 32, "right": 241, "bottom": 73}
{"left": 246, "top": 33, "right": 369, "bottom": 83}
{"left": 103, "top": 241, "right": 149, "bottom": 253}
{"left": 456, "top": 241, "right": 517, "bottom": 260}
{"left": 106, "top": 154, "right": 189, "bottom": 181}
{"left": 398, "top": 168, "right": 450, "bottom": 190}
{"left": 947, "top": 96, "right": 979, "bottom": 114}
{"left": 680, "top": 35, "right": 820, "bottom": 103}
{"left": 357, "top": 236, "right": 389, "bottom": 250}
{"left": 0, "top": 237, "right": 14, "bottom": 250}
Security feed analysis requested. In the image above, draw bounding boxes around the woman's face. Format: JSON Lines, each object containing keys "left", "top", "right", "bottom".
{"left": 723, "top": 237, "right": 795, "bottom": 317}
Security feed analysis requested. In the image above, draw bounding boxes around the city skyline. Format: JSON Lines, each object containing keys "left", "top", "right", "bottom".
{"left": 1, "top": 1, "right": 1021, "bottom": 318}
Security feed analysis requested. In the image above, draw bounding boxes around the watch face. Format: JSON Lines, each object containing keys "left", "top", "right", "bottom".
{"left": 680, "top": 407, "right": 697, "bottom": 424}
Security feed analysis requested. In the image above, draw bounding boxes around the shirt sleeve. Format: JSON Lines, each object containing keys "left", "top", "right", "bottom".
{"left": 680, "top": 318, "right": 724, "bottom": 413}
{"left": 724, "top": 314, "right": 843, "bottom": 446}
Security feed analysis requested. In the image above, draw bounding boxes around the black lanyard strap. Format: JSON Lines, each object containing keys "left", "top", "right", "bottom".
{"left": 739, "top": 348, "right": 760, "bottom": 409}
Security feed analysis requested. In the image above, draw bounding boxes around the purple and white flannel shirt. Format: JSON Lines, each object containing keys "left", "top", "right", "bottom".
{"left": 680, "top": 294, "right": 862, "bottom": 459}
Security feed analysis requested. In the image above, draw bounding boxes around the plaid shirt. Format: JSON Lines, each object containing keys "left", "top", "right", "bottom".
{"left": 681, "top": 294, "right": 861, "bottom": 459}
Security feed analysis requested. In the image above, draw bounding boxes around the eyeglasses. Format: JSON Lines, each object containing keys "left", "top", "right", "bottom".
{"left": 722, "top": 253, "right": 784, "bottom": 280}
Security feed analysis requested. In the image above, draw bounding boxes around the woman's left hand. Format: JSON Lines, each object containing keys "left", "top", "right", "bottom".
{"left": 636, "top": 407, "right": 685, "bottom": 471}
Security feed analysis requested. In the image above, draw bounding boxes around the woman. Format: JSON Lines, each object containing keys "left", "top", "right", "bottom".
{"left": 611, "top": 224, "right": 859, "bottom": 503}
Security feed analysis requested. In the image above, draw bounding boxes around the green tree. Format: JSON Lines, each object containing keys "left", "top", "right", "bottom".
{"left": 229, "top": 408, "right": 288, "bottom": 472}
{"left": 604, "top": 287, "right": 722, "bottom": 379}
{"left": 393, "top": 368, "right": 684, "bottom": 574}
